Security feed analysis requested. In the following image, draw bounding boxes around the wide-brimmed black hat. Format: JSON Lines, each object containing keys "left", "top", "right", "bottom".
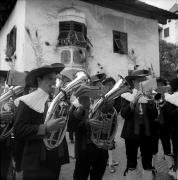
{"left": 126, "top": 69, "right": 150, "bottom": 80}
{"left": 25, "top": 63, "right": 65, "bottom": 87}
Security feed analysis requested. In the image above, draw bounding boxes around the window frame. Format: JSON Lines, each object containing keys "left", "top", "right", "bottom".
{"left": 113, "top": 30, "right": 128, "bottom": 55}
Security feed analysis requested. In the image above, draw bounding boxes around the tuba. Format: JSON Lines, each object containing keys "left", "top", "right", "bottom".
{"left": 89, "top": 77, "right": 130, "bottom": 150}
{"left": 0, "top": 86, "right": 24, "bottom": 140}
{"left": 43, "top": 71, "right": 89, "bottom": 149}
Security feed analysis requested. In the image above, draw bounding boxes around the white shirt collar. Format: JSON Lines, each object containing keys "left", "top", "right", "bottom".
{"left": 14, "top": 88, "right": 49, "bottom": 113}
{"left": 165, "top": 91, "right": 178, "bottom": 107}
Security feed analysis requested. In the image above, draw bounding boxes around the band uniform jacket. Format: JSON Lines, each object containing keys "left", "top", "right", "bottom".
{"left": 120, "top": 97, "right": 158, "bottom": 139}
{"left": 163, "top": 92, "right": 178, "bottom": 139}
{"left": 14, "top": 101, "right": 69, "bottom": 171}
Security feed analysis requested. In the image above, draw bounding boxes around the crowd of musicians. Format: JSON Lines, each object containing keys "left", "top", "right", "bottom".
{"left": 0, "top": 63, "right": 178, "bottom": 180}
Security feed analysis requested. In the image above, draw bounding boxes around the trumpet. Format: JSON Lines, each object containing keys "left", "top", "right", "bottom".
{"left": 151, "top": 90, "right": 166, "bottom": 119}
{"left": 152, "top": 90, "right": 165, "bottom": 107}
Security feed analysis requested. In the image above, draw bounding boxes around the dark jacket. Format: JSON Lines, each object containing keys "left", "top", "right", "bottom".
{"left": 162, "top": 102, "right": 178, "bottom": 139}
{"left": 120, "top": 97, "right": 158, "bottom": 139}
{"left": 67, "top": 97, "right": 121, "bottom": 157}
{"left": 68, "top": 105, "right": 90, "bottom": 158}
{"left": 14, "top": 101, "right": 69, "bottom": 171}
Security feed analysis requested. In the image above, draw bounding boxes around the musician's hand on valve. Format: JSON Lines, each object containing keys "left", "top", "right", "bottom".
{"left": 46, "top": 117, "right": 66, "bottom": 132}
{"left": 144, "top": 89, "right": 153, "bottom": 99}
{"left": 89, "top": 118, "right": 103, "bottom": 128}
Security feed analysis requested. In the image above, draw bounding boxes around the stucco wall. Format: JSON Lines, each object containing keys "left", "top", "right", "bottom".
{"left": 23, "top": 0, "right": 160, "bottom": 79}
{"left": 1, "top": 0, "right": 160, "bottom": 79}
{"left": 24, "top": 0, "right": 160, "bottom": 79}
{"left": 175, "top": 20, "right": 178, "bottom": 45}
{"left": 0, "top": 0, "right": 26, "bottom": 72}
{"left": 161, "top": 20, "right": 178, "bottom": 44}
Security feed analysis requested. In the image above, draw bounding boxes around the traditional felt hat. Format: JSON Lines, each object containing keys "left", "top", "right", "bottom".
{"left": 74, "top": 84, "right": 103, "bottom": 99}
{"left": 25, "top": 63, "right": 65, "bottom": 87}
{"left": 125, "top": 69, "right": 150, "bottom": 88}
{"left": 126, "top": 69, "right": 150, "bottom": 80}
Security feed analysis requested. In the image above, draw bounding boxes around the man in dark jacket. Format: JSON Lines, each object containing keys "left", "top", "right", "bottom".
{"left": 120, "top": 70, "right": 158, "bottom": 180}
{"left": 164, "top": 78, "right": 178, "bottom": 179}
{"left": 151, "top": 78, "right": 173, "bottom": 169}
{"left": 14, "top": 64, "right": 69, "bottom": 180}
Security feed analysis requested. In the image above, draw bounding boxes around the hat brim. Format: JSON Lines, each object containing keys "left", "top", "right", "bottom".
{"left": 74, "top": 84, "right": 103, "bottom": 99}
{"left": 126, "top": 75, "right": 147, "bottom": 80}
{"left": 26, "top": 64, "right": 65, "bottom": 87}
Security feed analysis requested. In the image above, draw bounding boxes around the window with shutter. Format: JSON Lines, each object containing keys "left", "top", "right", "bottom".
{"left": 113, "top": 30, "right": 128, "bottom": 54}
{"left": 164, "top": 28, "right": 169, "bottom": 38}
{"left": 6, "top": 26, "right": 17, "bottom": 58}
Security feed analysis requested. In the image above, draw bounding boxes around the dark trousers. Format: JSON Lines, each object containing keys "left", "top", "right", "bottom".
{"left": 0, "top": 141, "right": 11, "bottom": 180}
{"left": 172, "top": 137, "right": 178, "bottom": 170}
{"left": 125, "top": 136, "right": 153, "bottom": 170}
{"left": 151, "top": 124, "right": 171, "bottom": 155}
{"left": 23, "top": 165, "right": 61, "bottom": 180}
{"left": 152, "top": 134, "right": 171, "bottom": 155}
{"left": 73, "top": 143, "right": 108, "bottom": 180}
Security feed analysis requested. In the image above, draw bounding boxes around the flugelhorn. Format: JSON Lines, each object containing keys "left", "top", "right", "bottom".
{"left": 152, "top": 90, "right": 165, "bottom": 107}
{"left": 43, "top": 71, "right": 89, "bottom": 149}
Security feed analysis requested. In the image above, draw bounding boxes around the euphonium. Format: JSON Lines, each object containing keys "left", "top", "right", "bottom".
{"left": 89, "top": 77, "right": 131, "bottom": 150}
{"left": 0, "top": 86, "right": 24, "bottom": 140}
{"left": 43, "top": 71, "right": 89, "bottom": 149}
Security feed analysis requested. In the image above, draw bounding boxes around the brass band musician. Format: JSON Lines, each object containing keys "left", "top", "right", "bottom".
{"left": 121, "top": 70, "right": 158, "bottom": 180}
{"left": 68, "top": 74, "right": 121, "bottom": 180}
{"left": 14, "top": 63, "right": 69, "bottom": 180}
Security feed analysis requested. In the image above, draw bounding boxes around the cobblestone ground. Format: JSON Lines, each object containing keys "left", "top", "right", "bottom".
{"left": 59, "top": 116, "right": 177, "bottom": 180}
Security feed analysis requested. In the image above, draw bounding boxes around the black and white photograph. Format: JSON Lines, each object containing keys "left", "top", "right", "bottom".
{"left": 0, "top": 0, "right": 178, "bottom": 180}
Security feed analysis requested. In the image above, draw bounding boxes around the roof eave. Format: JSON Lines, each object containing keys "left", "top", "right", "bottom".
{"left": 80, "top": 0, "right": 178, "bottom": 24}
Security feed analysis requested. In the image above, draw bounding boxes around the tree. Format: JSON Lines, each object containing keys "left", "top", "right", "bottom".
{"left": 159, "top": 40, "right": 178, "bottom": 81}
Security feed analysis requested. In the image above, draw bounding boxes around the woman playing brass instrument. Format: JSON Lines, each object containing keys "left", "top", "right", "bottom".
{"left": 14, "top": 63, "right": 69, "bottom": 180}
{"left": 68, "top": 73, "right": 108, "bottom": 180}
{"left": 68, "top": 74, "right": 122, "bottom": 180}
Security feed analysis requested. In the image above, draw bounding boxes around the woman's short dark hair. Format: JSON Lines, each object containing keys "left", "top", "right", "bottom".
{"left": 170, "top": 78, "right": 178, "bottom": 92}
{"left": 102, "top": 77, "right": 116, "bottom": 85}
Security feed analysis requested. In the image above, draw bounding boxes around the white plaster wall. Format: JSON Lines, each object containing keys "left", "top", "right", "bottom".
{"left": 161, "top": 20, "right": 178, "bottom": 44}
{"left": 23, "top": 0, "right": 159, "bottom": 78}
{"left": 175, "top": 20, "right": 178, "bottom": 45}
{"left": 0, "top": 0, "right": 26, "bottom": 72}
